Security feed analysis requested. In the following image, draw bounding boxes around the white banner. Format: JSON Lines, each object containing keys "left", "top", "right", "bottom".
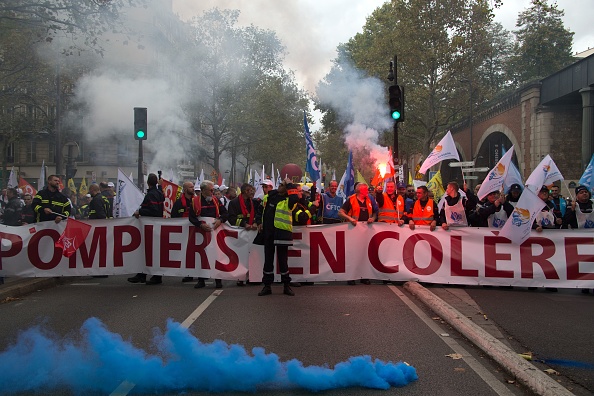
{"left": 1, "top": 220, "right": 593, "bottom": 288}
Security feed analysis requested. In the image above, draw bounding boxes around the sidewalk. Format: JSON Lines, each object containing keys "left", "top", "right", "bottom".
{"left": 0, "top": 276, "right": 66, "bottom": 301}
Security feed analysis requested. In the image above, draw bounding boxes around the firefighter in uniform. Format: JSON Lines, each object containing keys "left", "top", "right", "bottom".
{"left": 255, "top": 178, "right": 299, "bottom": 296}
{"left": 293, "top": 184, "right": 319, "bottom": 226}
{"left": 32, "top": 175, "right": 72, "bottom": 223}
{"left": 88, "top": 184, "right": 107, "bottom": 219}
{"left": 227, "top": 183, "right": 258, "bottom": 286}
{"left": 127, "top": 173, "right": 165, "bottom": 285}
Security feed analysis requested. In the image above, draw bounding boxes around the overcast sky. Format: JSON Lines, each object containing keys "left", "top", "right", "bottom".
{"left": 172, "top": 0, "right": 592, "bottom": 93}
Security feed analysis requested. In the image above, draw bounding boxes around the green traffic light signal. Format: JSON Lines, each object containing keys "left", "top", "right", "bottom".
{"left": 388, "top": 84, "right": 404, "bottom": 123}
{"left": 134, "top": 107, "right": 147, "bottom": 140}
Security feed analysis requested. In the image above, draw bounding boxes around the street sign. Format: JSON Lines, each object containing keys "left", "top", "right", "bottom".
{"left": 461, "top": 167, "right": 490, "bottom": 172}
{"left": 463, "top": 175, "right": 479, "bottom": 179}
{"left": 449, "top": 161, "right": 474, "bottom": 167}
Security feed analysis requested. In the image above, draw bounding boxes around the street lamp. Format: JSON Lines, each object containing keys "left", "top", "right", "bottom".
{"left": 460, "top": 78, "right": 473, "bottom": 160}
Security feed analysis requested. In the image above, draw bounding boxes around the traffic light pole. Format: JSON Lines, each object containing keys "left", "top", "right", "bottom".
{"left": 138, "top": 140, "right": 144, "bottom": 191}
{"left": 394, "top": 120, "right": 399, "bottom": 183}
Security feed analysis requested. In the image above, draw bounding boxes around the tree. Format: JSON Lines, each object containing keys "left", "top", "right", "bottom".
{"left": 0, "top": 0, "right": 141, "bottom": 56}
{"left": 320, "top": 0, "right": 496, "bottom": 164}
{"left": 184, "top": 8, "right": 308, "bottom": 180}
{"left": 507, "top": 0, "right": 574, "bottom": 84}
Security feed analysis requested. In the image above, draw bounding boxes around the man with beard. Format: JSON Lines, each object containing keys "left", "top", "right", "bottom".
{"left": 563, "top": 185, "right": 594, "bottom": 229}
{"left": 404, "top": 186, "right": 439, "bottom": 231}
{"left": 189, "top": 180, "right": 229, "bottom": 289}
{"left": 33, "top": 175, "right": 72, "bottom": 223}
{"left": 548, "top": 185, "right": 567, "bottom": 228}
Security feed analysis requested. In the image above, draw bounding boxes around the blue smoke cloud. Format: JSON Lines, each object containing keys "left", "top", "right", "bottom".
{"left": 0, "top": 318, "right": 417, "bottom": 394}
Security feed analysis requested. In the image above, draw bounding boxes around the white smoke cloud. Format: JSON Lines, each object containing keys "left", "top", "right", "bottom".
{"left": 317, "top": 61, "right": 393, "bottom": 165}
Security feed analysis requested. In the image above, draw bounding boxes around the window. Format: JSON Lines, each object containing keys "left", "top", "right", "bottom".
{"left": 6, "top": 143, "right": 14, "bottom": 163}
{"left": 27, "top": 141, "right": 36, "bottom": 162}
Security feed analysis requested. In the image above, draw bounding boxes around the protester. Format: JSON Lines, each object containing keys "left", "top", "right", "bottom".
{"left": 293, "top": 184, "right": 319, "bottom": 226}
{"left": 88, "top": 184, "right": 107, "bottom": 220}
{"left": 549, "top": 185, "right": 567, "bottom": 228}
{"left": 255, "top": 178, "right": 299, "bottom": 296}
{"left": 506, "top": 183, "right": 523, "bottom": 207}
{"left": 172, "top": 182, "right": 196, "bottom": 283}
{"left": 563, "top": 185, "right": 594, "bottom": 229}
{"left": 20, "top": 193, "right": 35, "bottom": 225}
{"left": 339, "top": 182, "right": 377, "bottom": 285}
{"left": 439, "top": 181, "right": 476, "bottom": 230}
{"left": 227, "top": 183, "right": 258, "bottom": 286}
{"left": 473, "top": 190, "right": 513, "bottom": 228}
{"left": 404, "top": 186, "right": 439, "bottom": 231}
{"left": 2, "top": 188, "right": 22, "bottom": 226}
{"left": 375, "top": 180, "right": 405, "bottom": 224}
{"left": 533, "top": 186, "right": 560, "bottom": 231}
{"left": 189, "top": 180, "right": 228, "bottom": 289}
{"left": 100, "top": 181, "right": 114, "bottom": 218}
{"left": 318, "top": 180, "right": 343, "bottom": 224}
{"left": 76, "top": 194, "right": 91, "bottom": 220}
{"left": 32, "top": 175, "right": 72, "bottom": 223}
{"left": 127, "top": 173, "right": 165, "bottom": 285}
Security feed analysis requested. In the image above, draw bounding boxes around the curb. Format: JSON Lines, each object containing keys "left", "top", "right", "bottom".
{"left": 0, "top": 278, "right": 66, "bottom": 302}
{"left": 404, "top": 281, "right": 574, "bottom": 396}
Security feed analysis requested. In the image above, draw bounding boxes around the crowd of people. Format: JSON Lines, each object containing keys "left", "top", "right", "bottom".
{"left": 2, "top": 173, "right": 593, "bottom": 295}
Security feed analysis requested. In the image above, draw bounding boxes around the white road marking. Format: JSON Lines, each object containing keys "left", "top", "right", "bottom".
{"left": 388, "top": 285, "right": 515, "bottom": 396}
{"left": 109, "top": 289, "right": 223, "bottom": 396}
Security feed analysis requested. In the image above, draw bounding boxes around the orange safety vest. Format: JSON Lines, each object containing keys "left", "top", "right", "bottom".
{"left": 411, "top": 199, "right": 435, "bottom": 225}
{"left": 347, "top": 194, "right": 373, "bottom": 221}
{"left": 378, "top": 193, "right": 405, "bottom": 223}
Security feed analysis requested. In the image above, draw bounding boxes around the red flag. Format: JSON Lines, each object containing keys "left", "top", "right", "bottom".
{"left": 18, "top": 177, "right": 37, "bottom": 196}
{"left": 160, "top": 179, "right": 182, "bottom": 218}
{"left": 55, "top": 219, "right": 92, "bottom": 257}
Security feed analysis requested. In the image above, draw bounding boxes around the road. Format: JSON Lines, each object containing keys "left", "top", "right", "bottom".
{"left": 0, "top": 277, "right": 592, "bottom": 395}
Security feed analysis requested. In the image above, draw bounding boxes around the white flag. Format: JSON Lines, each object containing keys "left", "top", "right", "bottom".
{"left": 419, "top": 131, "right": 460, "bottom": 175}
{"left": 253, "top": 169, "right": 264, "bottom": 200}
{"left": 477, "top": 146, "right": 515, "bottom": 200}
{"left": 525, "top": 155, "right": 564, "bottom": 194}
{"left": 503, "top": 161, "right": 523, "bottom": 194}
{"left": 337, "top": 170, "right": 347, "bottom": 201}
{"left": 7, "top": 167, "right": 18, "bottom": 189}
{"left": 271, "top": 163, "right": 276, "bottom": 189}
{"left": 115, "top": 168, "right": 144, "bottom": 218}
{"left": 38, "top": 160, "right": 46, "bottom": 191}
{"left": 276, "top": 168, "right": 281, "bottom": 189}
{"left": 499, "top": 188, "right": 545, "bottom": 245}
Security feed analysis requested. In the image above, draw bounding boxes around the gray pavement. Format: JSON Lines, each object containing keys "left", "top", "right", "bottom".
{"left": 1, "top": 277, "right": 588, "bottom": 395}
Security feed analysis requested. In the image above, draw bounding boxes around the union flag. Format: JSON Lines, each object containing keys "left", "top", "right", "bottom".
{"left": 55, "top": 219, "right": 92, "bottom": 257}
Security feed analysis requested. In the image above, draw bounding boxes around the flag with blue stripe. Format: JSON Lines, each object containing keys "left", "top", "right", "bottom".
{"left": 344, "top": 151, "right": 355, "bottom": 197}
{"left": 579, "top": 154, "right": 594, "bottom": 190}
{"left": 304, "top": 112, "right": 321, "bottom": 183}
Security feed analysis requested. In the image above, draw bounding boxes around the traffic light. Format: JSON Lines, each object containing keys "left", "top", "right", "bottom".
{"left": 134, "top": 107, "right": 147, "bottom": 140}
{"left": 388, "top": 84, "right": 404, "bottom": 122}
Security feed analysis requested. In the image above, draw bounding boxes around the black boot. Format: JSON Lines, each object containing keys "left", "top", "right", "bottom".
{"left": 283, "top": 283, "right": 295, "bottom": 296}
{"left": 181, "top": 277, "right": 194, "bottom": 283}
{"left": 215, "top": 279, "right": 223, "bottom": 289}
{"left": 258, "top": 285, "right": 272, "bottom": 296}
{"left": 127, "top": 273, "right": 146, "bottom": 283}
{"left": 194, "top": 278, "right": 206, "bottom": 289}
{"left": 146, "top": 275, "right": 162, "bottom": 285}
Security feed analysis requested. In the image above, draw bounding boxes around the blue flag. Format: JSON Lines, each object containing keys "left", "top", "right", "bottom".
{"left": 344, "top": 151, "right": 355, "bottom": 197}
{"left": 304, "top": 112, "right": 321, "bottom": 183}
{"left": 579, "top": 154, "right": 594, "bottom": 191}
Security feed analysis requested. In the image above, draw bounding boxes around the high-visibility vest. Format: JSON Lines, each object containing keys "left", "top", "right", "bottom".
{"left": 263, "top": 195, "right": 293, "bottom": 232}
{"left": 378, "top": 193, "right": 404, "bottom": 223}
{"left": 347, "top": 194, "right": 373, "bottom": 221}
{"left": 411, "top": 199, "right": 435, "bottom": 225}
